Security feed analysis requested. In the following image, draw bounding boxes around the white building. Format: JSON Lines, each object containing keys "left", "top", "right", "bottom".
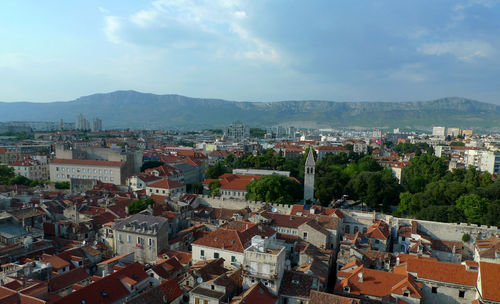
{"left": 49, "top": 158, "right": 125, "bottom": 185}
{"left": 9, "top": 158, "right": 49, "bottom": 181}
{"left": 432, "top": 126, "right": 446, "bottom": 137}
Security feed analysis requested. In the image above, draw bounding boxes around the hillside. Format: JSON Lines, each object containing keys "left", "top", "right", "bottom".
{"left": 1, "top": 91, "right": 499, "bottom": 130}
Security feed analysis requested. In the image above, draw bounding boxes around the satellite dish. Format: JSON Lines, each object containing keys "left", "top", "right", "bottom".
{"left": 94, "top": 241, "right": 98, "bottom": 246}
{"left": 197, "top": 277, "right": 203, "bottom": 284}
{"left": 82, "top": 240, "right": 86, "bottom": 245}
{"left": 271, "top": 207, "right": 277, "bottom": 213}
{"left": 395, "top": 252, "right": 399, "bottom": 256}
{"left": 285, "top": 259, "right": 291, "bottom": 266}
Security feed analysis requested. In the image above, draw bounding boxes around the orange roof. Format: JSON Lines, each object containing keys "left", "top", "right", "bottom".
{"left": 397, "top": 258, "right": 477, "bottom": 286}
{"left": 50, "top": 158, "right": 123, "bottom": 167}
{"left": 232, "top": 281, "right": 278, "bottom": 304}
{"left": 335, "top": 266, "right": 422, "bottom": 299}
{"left": 148, "top": 179, "right": 184, "bottom": 189}
{"left": 479, "top": 261, "right": 500, "bottom": 302}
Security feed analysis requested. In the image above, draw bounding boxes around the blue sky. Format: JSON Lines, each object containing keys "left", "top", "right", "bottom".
{"left": 1, "top": 0, "right": 500, "bottom": 103}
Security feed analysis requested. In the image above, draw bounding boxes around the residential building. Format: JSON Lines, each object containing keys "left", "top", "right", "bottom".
{"left": 192, "top": 221, "right": 275, "bottom": 268}
{"left": 112, "top": 214, "right": 169, "bottom": 263}
{"left": 9, "top": 158, "right": 49, "bottom": 181}
{"left": 146, "top": 179, "right": 186, "bottom": 197}
{"left": 314, "top": 145, "right": 349, "bottom": 160}
{"left": 394, "top": 257, "right": 477, "bottom": 304}
{"left": 224, "top": 121, "right": 249, "bottom": 141}
{"left": 92, "top": 117, "right": 102, "bottom": 132}
{"left": 242, "top": 235, "right": 286, "bottom": 294}
{"left": 49, "top": 158, "right": 125, "bottom": 185}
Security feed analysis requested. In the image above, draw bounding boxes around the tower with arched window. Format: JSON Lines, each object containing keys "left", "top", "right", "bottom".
{"left": 304, "top": 148, "right": 315, "bottom": 202}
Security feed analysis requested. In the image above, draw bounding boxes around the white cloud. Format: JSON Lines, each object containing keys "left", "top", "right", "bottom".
{"left": 417, "top": 40, "right": 494, "bottom": 62}
{"left": 101, "top": 0, "right": 281, "bottom": 63}
{"left": 98, "top": 7, "right": 110, "bottom": 14}
{"left": 388, "top": 63, "right": 427, "bottom": 83}
{"left": 103, "top": 16, "right": 122, "bottom": 44}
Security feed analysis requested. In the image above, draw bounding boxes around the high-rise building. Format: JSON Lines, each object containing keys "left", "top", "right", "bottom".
{"left": 76, "top": 114, "right": 90, "bottom": 131}
{"left": 92, "top": 117, "right": 102, "bottom": 132}
{"left": 224, "top": 121, "right": 249, "bottom": 141}
{"left": 432, "top": 126, "right": 446, "bottom": 137}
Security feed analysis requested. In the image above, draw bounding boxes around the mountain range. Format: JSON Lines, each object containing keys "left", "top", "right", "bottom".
{"left": 1, "top": 90, "right": 499, "bottom": 130}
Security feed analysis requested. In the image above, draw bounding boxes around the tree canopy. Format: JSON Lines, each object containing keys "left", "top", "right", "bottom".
{"left": 246, "top": 175, "right": 302, "bottom": 205}
{"left": 128, "top": 198, "right": 155, "bottom": 215}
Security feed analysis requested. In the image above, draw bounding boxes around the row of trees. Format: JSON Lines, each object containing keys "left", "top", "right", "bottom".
{"left": 396, "top": 153, "right": 500, "bottom": 226}
{"left": 314, "top": 152, "right": 401, "bottom": 210}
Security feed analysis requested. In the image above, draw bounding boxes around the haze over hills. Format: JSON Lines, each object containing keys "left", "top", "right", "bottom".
{"left": 1, "top": 90, "right": 499, "bottom": 130}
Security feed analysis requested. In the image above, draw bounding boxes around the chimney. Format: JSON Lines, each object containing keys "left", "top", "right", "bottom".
{"left": 358, "top": 272, "right": 363, "bottom": 283}
{"left": 396, "top": 257, "right": 400, "bottom": 266}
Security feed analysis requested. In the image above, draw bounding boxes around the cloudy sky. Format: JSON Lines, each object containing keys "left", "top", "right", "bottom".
{"left": 1, "top": 0, "right": 500, "bottom": 103}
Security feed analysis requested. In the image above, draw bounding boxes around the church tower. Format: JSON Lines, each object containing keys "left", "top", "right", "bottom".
{"left": 304, "top": 148, "right": 315, "bottom": 203}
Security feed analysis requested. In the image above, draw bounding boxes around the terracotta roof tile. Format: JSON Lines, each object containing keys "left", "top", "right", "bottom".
{"left": 50, "top": 158, "right": 123, "bottom": 167}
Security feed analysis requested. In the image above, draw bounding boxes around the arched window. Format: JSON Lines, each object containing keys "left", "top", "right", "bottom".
{"left": 354, "top": 226, "right": 359, "bottom": 234}
{"left": 344, "top": 225, "right": 351, "bottom": 234}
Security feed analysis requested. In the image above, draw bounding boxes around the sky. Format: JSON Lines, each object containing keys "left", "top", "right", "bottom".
{"left": 1, "top": 0, "right": 500, "bottom": 103}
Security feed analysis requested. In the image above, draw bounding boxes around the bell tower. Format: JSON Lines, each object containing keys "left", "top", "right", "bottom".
{"left": 304, "top": 148, "right": 315, "bottom": 202}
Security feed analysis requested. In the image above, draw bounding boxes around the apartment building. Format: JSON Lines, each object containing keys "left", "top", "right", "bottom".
{"left": 49, "top": 158, "right": 125, "bottom": 185}
{"left": 112, "top": 214, "right": 169, "bottom": 263}
{"left": 242, "top": 235, "right": 286, "bottom": 294}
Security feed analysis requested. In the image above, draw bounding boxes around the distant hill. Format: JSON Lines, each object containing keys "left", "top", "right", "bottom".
{"left": 1, "top": 90, "right": 499, "bottom": 130}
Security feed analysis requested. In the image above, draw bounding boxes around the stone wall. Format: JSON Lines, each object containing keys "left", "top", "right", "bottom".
{"left": 196, "top": 195, "right": 293, "bottom": 214}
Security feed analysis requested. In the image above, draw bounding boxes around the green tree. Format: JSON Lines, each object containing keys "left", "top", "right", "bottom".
{"left": 209, "top": 181, "right": 221, "bottom": 197}
{"left": 246, "top": 175, "right": 302, "bottom": 204}
{"left": 140, "top": 161, "right": 164, "bottom": 172}
{"left": 315, "top": 168, "right": 349, "bottom": 206}
{"left": 403, "top": 154, "right": 447, "bottom": 193}
{"left": 206, "top": 161, "right": 230, "bottom": 179}
{"left": 249, "top": 128, "right": 266, "bottom": 138}
{"left": 456, "top": 194, "right": 490, "bottom": 224}
{"left": 192, "top": 182, "right": 204, "bottom": 194}
{"left": 55, "top": 181, "right": 70, "bottom": 189}
{"left": 128, "top": 198, "right": 155, "bottom": 215}
{"left": 224, "top": 154, "right": 235, "bottom": 168}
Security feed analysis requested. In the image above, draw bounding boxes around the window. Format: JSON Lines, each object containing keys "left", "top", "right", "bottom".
{"left": 56, "top": 167, "right": 59, "bottom": 171}
{"left": 61, "top": 168, "right": 65, "bottom": 172}
{"left": 200, "top": 250, "right": 205, "bottom": 257}
{"left": 110, "top": 170, "right": 113, "bottom": 174}
{"left": 57, "top": 174, "right": 60, "bottom": 178}
{"left": 303, "top": 232, "right": 308, "bottom": 239}
{"left": 94, "top": 169, "right": 97, "bottom": 173}
{"left": 432, "top": 287, "right": 438, "bottom": 294}
{"left": 104, "top": 169, "right": 107, "bottom": 174}
{"left": 459, "top": 290, "right": 465, "bottom": 298}
{"left": 118, "top": 234, "right": 122, "bottom": 242}
{"left": 203, "top": 300, "right": 208, "bottom": 304}
{"left": 72, "top": 168, "right": 75, "bottom": 172}
{"left": 148, "top": 238, "right": 153, "bottom": 246}
{"left": 231, "top": 256, "right": 236, "bottom": 263}
{"left": 99, "top": 169, "right": 102, "bottom": 174}
{"left": 195, "top": 298, "right": 199, "bottom": 304}
{"left": 214, "top": 252, "right": 219, "bottom": 258}
{"left": 127, "top": 235, "right": 131, "bottom": 243}
{"left": 77, "top": 168, "right": 80, "bottom": 172}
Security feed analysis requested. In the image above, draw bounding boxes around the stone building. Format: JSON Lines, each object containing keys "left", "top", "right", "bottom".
{"left": 242, "top": 235, "right": 286, "bottom": 294}
{"left": 303, "top": 149, "right": 315, "bottom": 202}
{"left": 112, "top": 214, "right": 169, "bottom": 263}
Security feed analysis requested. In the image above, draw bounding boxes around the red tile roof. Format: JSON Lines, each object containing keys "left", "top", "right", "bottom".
{"left": 231, "top": 281, "right": 278, "bottom": 304}
{"left": 148, "top": 179, "right": 184, "bottom": 189}
{"left": 53, "top": 262, "right": 148, "bottom": 304}
{"left": 479, "top": 261, "right": 500, "bottom": 302}
{"left": 49, "top": 267, "right": 90, "bottom": 292}
{"left": 193, "top": 223, "right": 275, "bottom": 253}
{"left": 395, "top": 258, "right": 477, "bottom": 286}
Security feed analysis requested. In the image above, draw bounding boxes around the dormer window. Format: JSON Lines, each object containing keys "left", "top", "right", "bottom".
{"left": 343, "top": 286, "right": 350, "bottom": 293}
{"left": 403, "top": 290, "right": 410, "bottom": 297}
